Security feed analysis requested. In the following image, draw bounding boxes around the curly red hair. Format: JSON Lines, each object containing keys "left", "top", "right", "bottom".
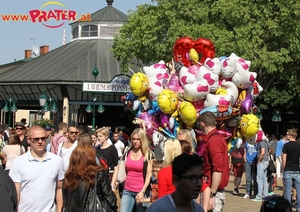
{"left": 63, "top": 144, "right": 105, "bottom": 191}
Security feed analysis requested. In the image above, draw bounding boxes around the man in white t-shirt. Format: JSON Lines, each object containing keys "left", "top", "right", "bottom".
{"left": 57, "top": 126, "right": 78, "bottom": 172}
{"left": 9, "top": 125, "right": 64, "bottom": 212}
{"left": 112, "top": 132, "right": 124, "bottom": 158}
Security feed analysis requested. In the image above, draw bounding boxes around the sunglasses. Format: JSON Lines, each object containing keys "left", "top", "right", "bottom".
{"left": 30, "top": 137, "right": 47, "bottom": 143}
{"left": 181, "top": 174, "right": 208, "bottom": 185}
{"left": 16, "top": 128, "right": 24, "bottom": 130}
{"left": 69, "top": 131, "right": 78, "bottom": 135}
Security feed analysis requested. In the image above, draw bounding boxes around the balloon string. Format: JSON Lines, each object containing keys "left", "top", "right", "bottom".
{"left": 128, "top": 67, "right": 135, "bottom": 75}
{"left": 159, "top": 126, "right": 175, "bottom": 138}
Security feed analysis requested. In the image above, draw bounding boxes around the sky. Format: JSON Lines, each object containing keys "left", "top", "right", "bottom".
{"left": 0, "top": 0, "right": 152, "bottom": 65}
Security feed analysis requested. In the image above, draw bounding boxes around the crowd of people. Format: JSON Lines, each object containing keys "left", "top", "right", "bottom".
{"left": 0, "top": 113, "right": 298, "bottom": 212}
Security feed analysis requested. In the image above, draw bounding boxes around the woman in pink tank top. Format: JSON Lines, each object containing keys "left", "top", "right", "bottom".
{"left": 119, "top": 128, "right": 154, "bottom": 212}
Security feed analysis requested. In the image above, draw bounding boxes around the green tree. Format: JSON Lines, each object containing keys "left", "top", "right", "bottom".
{"left": 112, "top": 0, "right": 300, "bottom": 110}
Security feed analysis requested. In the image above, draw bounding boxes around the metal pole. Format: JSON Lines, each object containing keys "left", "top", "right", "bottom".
{"left": 8, "top": 101, "right": 11, "bottom": 127}
{"left": 92, "top": 101, "right": 96, "bottom": 133}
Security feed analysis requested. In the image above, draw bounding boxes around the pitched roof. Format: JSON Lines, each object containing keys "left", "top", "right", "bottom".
{"left": 91, "top": 5, "right": 128, "bottom": 22}
{"left": 0, "top": 39, "right": 126, "bottom": 83}
{"left": 71, "top": 5, "right": 128, "bottom": 25}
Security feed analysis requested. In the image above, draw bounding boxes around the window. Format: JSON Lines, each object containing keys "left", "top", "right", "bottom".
{"left": 81, "top": 25, "right": 98, "bottom": 37}
{"left": 72, "top": 26, "right": 78, "bottom": 39}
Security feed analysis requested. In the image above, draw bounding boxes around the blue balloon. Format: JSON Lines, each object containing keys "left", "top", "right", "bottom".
{"left": 219, "top": 56, "right": 227, "bottom": 63}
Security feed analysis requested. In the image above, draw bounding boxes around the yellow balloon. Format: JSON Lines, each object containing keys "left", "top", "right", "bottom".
{"left": 215, "top": 87, "right": 228, "bottom": 95}
{"left": 189, "top": 48, "right": 199, "bottom": 64}
{"left": 179, "top": 101, "right": 196, "bottom": 126}
{"left": 157, "top": 89, "right": 179, "bottom": 114}
{"left": 129, "top": 72, "right": 149, "bottom": 97}
{"left": 239, "top": 114, "right": 260, "bottom": 138}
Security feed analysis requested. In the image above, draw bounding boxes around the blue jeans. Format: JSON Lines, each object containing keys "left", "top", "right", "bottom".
{"left": 245, "top": 161, "right": 258, "bottom": 196}
{"left": 120, "top": 190, "right": 147, "bottom": 212}
{"left": 283, "top": 171, "right": 300, "bottom": 209}
{"left": 256, "top": 160, "right": 269, "bottom": 198}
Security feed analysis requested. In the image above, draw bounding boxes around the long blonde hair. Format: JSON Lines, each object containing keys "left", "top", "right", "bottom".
{"left": 177, "top": 129, "right": 194, "bottom": 151}
{"left": 130, "top": 128, "right": 153, "bottom": 162}
{"left": 163, "top": 138, "right": 182, "bottom": 167}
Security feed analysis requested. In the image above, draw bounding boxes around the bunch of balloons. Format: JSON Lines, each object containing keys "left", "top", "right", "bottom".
{"left": 122, "top": 36, "right": 266, "bottom": 152}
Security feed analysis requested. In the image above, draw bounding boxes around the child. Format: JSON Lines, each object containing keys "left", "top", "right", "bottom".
{"left": 140, "top": 159, "right": 163, "bottom": 204}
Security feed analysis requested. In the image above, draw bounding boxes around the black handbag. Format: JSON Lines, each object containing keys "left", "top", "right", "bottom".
{"left": 267, "top": 155, "right": 276, "bottom": 176}
{"left": 83, "top": 172, "right": 116, "bottom": 212}
{"left": 83, "top": 174, "right": 102, "bottom": 212}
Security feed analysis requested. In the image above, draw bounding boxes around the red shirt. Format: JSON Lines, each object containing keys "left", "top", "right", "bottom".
{"left": 158, "top": 166, "right": 175, "bottom": 199}
{"left": 202, "top": 129, "right": 229, "bottom": 190}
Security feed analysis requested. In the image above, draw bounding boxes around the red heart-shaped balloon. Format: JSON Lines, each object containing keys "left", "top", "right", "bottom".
{"left": 173, "top": 37, "right": 215, "bottom": 67}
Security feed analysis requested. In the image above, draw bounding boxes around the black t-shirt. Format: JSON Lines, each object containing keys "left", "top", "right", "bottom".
{"left": 282, "top": 141, "right": 300, "bottom": 171}
{"left": 96, "top": 145, "right": 118, "bottom": 171}
{"left": 20, "top": 136, "right": 29, "bottom": 152}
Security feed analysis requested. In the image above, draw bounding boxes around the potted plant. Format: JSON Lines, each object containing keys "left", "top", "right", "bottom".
{"left": 32, "top": 119, "right": 54, "bottom": 129}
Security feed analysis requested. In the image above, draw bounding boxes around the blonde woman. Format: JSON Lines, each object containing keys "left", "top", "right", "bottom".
{"left": 177, "top": 129, "right": 195, "bottom": 151}
{"left": 119, "top": 128, "right": 154, "bottom": 212}
{"left": 3, "top": 134, "right": 25, "bottom": 173}
{"left": 95, "top": 127, "right": 119, "bottom": 189}
{"left": 157, "top": 138, "right": 182, "bottom": 198}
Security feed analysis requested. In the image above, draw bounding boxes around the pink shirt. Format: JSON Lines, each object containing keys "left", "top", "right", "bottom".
{"left": 124, "top": 151, "right": 144, "bottom": 192}
{"left": 51, "top": 133, "right": 67, "bottom": 155}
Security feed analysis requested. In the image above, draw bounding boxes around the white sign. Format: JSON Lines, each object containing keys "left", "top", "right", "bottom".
{"left": 82, "top": 82, "right": 130, "bottom": 93}
{"left": 82, "top": 75, "right": 131, "bottom": 93}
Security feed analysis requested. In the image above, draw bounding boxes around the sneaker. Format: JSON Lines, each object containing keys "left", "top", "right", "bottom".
{"left": 252, "top": 197, "right": 262, "bottom": 202}
{"left": 233, "top": 188, "right": 238, "bottom": 195}
{"left": 268, "top": 192, "right": 274, "bottom": 196}
{"left": 243, "top": 194, "right": 250, "bottom": 199}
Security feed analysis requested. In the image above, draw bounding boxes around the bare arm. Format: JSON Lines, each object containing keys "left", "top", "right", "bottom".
{"left": 55, "top": 180, "right": 63, "bottom": 212}
{"left": 202, "top": 186, "right": 211, "bottom": 212}
{"left": 282, "top": 153, "right": 287, "bottom": 171}
{"left": 210, "top": 171, "right": 222, "bottom": 193}
{"left": 208, "top": 172, "right": 222, "bottom": 211}
{"left": 136, "top": 160, "right": 153, "bottom": 202}
{"left": 15, "top": 182, "right": 21, "bottom": 206}
{"left": 257, "top": 147, "right": 265, "bottom": 163}
{"left": 111, "top": 165, "right": 118, "bottom": 191}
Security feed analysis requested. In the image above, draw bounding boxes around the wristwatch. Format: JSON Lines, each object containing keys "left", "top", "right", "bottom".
{"left": 210, "top": 192, "right": 216, "bottom": 198}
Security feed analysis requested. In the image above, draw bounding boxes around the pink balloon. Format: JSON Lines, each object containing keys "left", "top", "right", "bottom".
{"left": 188, "top": 65, "right": 200, "bottom": 76}
{"left": 217, "top": 130, "right": 232, "bottom": 140}
{"left": 192, "top": 100, "right": 204, "bottom": 112}
{"left": 160, "top": 113, "right": 171, "bottom": 129}
{"left": 168, "top": 74, "right": 182, "bottom": 93}
{"left": 139, "top": 112, "right": 158, "bottom": 137}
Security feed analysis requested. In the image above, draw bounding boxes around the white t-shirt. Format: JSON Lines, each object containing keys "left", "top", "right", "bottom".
{"left": 114, "top": 140, "right": 125, "bottom": 158}
{"left": 57, "top": 140, "right": 78, "bottom": 172}
{"left": 9, "top": 151, "right": 64, "bottom": 212}
{"left": 107, "top": 138, "right": 112, "bottom": 145}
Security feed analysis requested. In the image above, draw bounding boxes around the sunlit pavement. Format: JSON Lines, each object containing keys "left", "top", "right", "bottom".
{"left": 223, "top": 174, "right": 284, "bottom": 212}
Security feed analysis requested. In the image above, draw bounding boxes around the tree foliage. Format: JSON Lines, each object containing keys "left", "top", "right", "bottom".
{"left": 112, "top": 0, "right": 300, "bottom": 110}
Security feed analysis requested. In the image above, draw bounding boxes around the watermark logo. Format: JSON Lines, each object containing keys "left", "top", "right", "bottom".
{"left": 2, "top": 1, "right": 91, "bottom": 28}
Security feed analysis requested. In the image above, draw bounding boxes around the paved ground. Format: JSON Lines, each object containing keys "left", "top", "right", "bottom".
{"left": 224, "top": 174, "right": 285, "bottom": 212}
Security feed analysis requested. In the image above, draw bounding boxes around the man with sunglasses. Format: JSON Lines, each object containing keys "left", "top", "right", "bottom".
{"left": 146, "top": 154, "right": 205, "bottom": 212}
{"left": 198, "top": 111, "right": 229, "bottom": 212}
{"left": 57, "top": 126, "right": 78, "bottom": 172}
{"left": 9, "top": 125, "right": 64, "bottom": 212}
{"left": 15, "top": 122, "right": 29, "bottom": 152}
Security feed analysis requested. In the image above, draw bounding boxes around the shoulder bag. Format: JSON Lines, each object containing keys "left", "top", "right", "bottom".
{"left": 116, "top": 146, "right": 130, "bottom": 183}
{"left": 83, "top": 174, "right": 102, "bottom": 212}
{"left": 267, "top": 154, "right": 276, "bottom": 176}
